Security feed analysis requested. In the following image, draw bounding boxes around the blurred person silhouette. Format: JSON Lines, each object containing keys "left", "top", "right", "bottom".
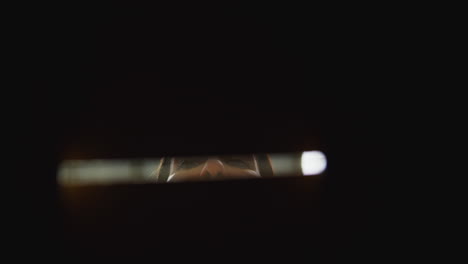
{"left": 153, "top": 154, "right": 274, "bottom": 182}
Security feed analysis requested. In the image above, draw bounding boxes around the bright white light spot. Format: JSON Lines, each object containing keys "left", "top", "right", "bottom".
{"left": 301, "top": 151, "right": 327, "bottom": 176}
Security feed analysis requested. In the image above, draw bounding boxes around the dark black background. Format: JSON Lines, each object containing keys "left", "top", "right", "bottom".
{"left": 10, "top": 3, "right": 407, "bottom": 262}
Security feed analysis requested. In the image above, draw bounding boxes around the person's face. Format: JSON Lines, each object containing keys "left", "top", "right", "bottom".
{"left": 167, "top": 155, "right": 261, "bottom": 182}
